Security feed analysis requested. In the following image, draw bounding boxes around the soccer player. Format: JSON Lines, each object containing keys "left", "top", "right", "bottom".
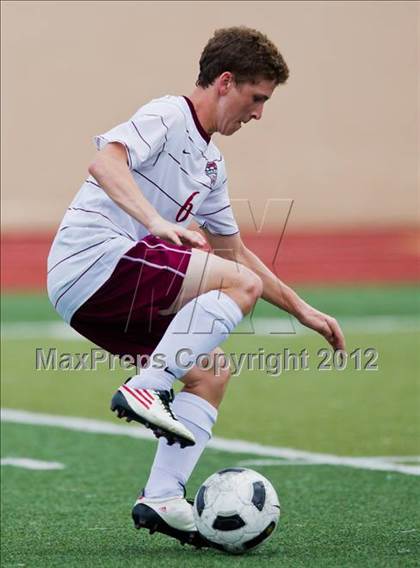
{"left": 47, "top": 27, "right": 345, "bottom": 546}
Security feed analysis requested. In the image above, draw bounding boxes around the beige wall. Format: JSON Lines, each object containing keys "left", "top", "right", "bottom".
{"left": 2, "top": 1, "right": 419, "bottom": 231}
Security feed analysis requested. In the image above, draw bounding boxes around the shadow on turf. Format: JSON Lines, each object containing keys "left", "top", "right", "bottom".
{"left": 108, "top": 538, "right": 280, "bottom": 559}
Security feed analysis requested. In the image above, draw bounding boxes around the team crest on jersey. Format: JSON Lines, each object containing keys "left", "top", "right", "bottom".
{"left": 205, "top": 161, "right": 218, "bottom": 187}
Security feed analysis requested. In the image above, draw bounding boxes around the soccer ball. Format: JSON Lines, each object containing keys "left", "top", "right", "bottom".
{"left": 193, "top": 467, "right": 280, "bottom": 554}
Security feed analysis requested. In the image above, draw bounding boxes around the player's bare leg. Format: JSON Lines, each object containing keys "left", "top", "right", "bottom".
{"left": 161, "top": 247, "right": 263, "bottom": 319}
{"left": 179, "top": 347, "right": 230, "bottom": 408}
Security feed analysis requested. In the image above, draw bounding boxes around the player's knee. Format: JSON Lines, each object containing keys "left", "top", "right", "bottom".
{"left": 238, "top": 270, "right": 263, "bottom": 313}
{"left": 249, "top": 272, "right": 263, "bottom": 302}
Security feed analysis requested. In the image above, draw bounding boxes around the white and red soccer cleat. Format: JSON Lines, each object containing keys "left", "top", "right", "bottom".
{"left": 132, "top": 493, "right": 220, "bottom": 549}
{"left": 110, "top": 385, "right": 195, "bottom": 447}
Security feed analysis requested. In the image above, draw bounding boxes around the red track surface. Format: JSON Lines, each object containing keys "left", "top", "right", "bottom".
{"left": 1, "top": 228, "right": 419, "bottom": 291}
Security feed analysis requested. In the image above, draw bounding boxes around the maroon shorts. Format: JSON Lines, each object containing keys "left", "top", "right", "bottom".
{"left": 70, "top": 235, "right": 191, "bottom": 358}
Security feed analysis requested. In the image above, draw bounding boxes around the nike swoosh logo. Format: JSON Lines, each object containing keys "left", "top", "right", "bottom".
{"left": 182, "top": 150, "right": 191, "bottom": 155}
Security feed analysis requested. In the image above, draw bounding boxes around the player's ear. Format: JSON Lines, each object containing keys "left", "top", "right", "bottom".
{"left": 217, "top": 72, "right": 234, "bottom": 96}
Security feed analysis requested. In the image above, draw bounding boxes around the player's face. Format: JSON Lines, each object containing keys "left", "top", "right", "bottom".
{"left": 216, "top": 77, "right": 277, "bottom": 136}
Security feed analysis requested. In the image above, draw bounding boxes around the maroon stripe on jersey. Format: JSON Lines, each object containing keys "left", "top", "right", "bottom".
{"left": 167, "top": 152, "right": 181, "bottom": 165}
{"left": 167, "top": 153, "right": 212, "bottom": 191}
{"left": 184, "top": 132, "right": 222, "bottom": 167}
{"left": 131, "top": 121, "right": 151, "bottom": 150}
{"left": 48, "top": 238, "right": 117, "bottom": 274}
{"left": 133, "top": 169, "right": 203, "bottom": 219}
{"left": 54, "top": 252, "right": 107, "bottom": 309}
{"left": 201, "top": 223, "right": 240, "bottom": 237}
{"left": 121, "top": 142, "right": 133, "bottom": 169}
{"left": 86, "top": 179, "right": 102, "bottom": 189}
{"left": 183, "top": 96, "right": 211, "bottom": 144}
{"left": 152, "top": 149, "right": 164, "bottom": 167}
{"left": 68, "top": 207, "right": 135, "bottom": 241}
{"left": 199, "top": 205, "right": 231, "bottom": 217}
{"left": 142, "top": 114, "right": 169, "bottom": 141}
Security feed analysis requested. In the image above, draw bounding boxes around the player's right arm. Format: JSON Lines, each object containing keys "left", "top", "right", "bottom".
{"left": 88, "top": 142, "right": 205, "bottom": 249}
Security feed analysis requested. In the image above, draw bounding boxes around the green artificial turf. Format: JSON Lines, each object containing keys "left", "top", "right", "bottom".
{"left": 2, "top": 286, "right": 420, "bottom": 567}
{"left": 2, "top": 285, "right": 419, "bottom": 323}
{"left": 2, "top": 423, "right": 419, "bottom": 568}
{"left": 1, "top": 330, "right": 419, "bottom": 456}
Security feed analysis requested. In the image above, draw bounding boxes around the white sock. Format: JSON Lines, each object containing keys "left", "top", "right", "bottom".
{"left": 143, "top": 392, "right": 217, "bottom": 499}
{"left": 126, "top": 290, "right": 243, "bottom": 391}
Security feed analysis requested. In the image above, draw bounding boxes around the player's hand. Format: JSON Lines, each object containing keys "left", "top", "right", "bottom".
{"left": 148, "top": 217, "right": 207, "bottom": 249}
{"left": 297, "top": 306, "right": 346, "bottom": 352}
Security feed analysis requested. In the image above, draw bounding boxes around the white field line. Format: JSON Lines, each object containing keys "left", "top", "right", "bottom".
{"left": 2, "top": 321, "right": 82, "bottom": 340}
{"left": 368, "top": 456, "right": 420, "bottom": 463}
{"left": 236, "top": 458, "right": 420, "bottom": 473}
{"left": 2, "top": 315, "right": 420, "bottom": 340}
{"left": 237, "top": 459, "right": 321, "bottom": 467}
{"left": 1, "top": 457, "right": 65, "bottom": 470}
{"left": 2, "top": 408, "right": 419, "bottom": 477}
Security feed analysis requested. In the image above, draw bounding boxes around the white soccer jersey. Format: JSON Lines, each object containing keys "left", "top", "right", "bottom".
{"left": 47, "top": 95, "right": 239, "bottom": 323}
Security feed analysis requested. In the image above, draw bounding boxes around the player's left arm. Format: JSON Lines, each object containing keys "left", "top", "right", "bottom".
{"left": 202, "top": 230, "right": 346, "bottom": 352}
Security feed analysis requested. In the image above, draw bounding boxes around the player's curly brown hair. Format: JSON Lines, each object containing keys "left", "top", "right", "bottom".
{"left": 196, "top": 26, "right": 289, "bottom": 87}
